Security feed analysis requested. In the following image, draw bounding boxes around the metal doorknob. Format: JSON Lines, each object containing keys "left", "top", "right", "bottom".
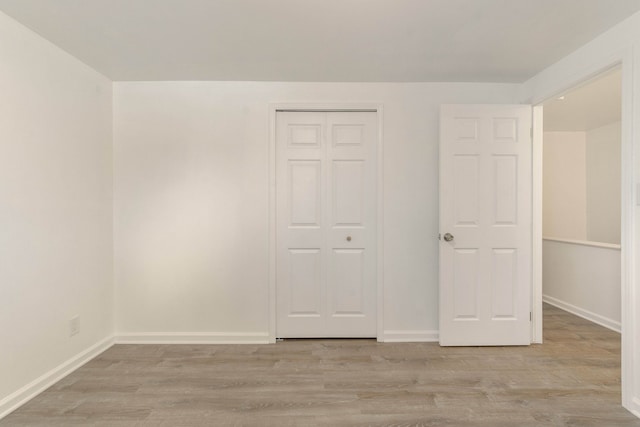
{"left": 346, "top": 236, "right": 352, "bottom": 242}
{"left": 443, "top": 233, "right": 454, "bottom": 242}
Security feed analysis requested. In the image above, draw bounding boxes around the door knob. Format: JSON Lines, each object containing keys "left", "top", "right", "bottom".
{"left": 346, "top": 236, "right": 352, "bottom": 242}
{"left": 443, "top": 233, "right": 454, "bottom": 242}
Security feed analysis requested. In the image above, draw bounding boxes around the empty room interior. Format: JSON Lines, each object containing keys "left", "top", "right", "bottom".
{"left": 2, "top": 1, "right": 640, "bottom": 425}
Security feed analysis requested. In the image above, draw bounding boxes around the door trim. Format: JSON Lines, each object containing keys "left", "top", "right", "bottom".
{"left": 531, "top": 104, "right": 544, "bottom": 343}
{"left": 268, "top": 103, "right": 384, "bottom": 342}
{"left": 529, "top": 49, "right": 634, "bottom": 412}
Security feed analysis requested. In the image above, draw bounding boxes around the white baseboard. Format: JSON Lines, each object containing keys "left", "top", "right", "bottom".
{"left": 629, "top": 397, "right": 640, "bottom": 418}
{"left": 543, "top": 295, "right": 621, "bottom": 333}
{"left": 115, "top": 332, "right": 270, "bottom": 344}
{"left": 381, "top": 330, "right": 439, "bottom": 343}
{"left": 0, "top": 335, "right": 115, "bottom": 420}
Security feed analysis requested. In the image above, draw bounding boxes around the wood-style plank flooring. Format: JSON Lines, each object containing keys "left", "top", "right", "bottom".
{"left": 2, "top": 304, "right": 639, "bottom": 426}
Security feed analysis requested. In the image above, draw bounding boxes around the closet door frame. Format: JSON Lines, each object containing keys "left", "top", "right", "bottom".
{"left": 268, "top": 103, "right": 384, "bottom": 343}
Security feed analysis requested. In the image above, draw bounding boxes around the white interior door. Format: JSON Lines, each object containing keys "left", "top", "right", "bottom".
{"left": 439, "top": 105, "right": 532, "bottom": 346}
{"left": 276, "top": 111, "right": 377, "bottom": 338}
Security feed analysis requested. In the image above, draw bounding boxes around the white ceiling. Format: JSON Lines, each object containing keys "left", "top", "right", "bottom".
{"left": 543, "top": 67, "right": 621, "bottom": 132}
{"left": 1, "top": 0, "right": 640, "bottom": 82}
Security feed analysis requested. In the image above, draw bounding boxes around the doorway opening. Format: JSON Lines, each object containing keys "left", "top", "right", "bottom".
{"left": 531, "top": 57, "right": 636, "bottom": 413}
{"left": 540, "top": 66, "right": 622, "bottom": 334}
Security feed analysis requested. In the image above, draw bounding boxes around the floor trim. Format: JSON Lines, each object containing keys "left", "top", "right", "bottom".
{"left": 630, "top": 397, "right": 640, "bottom": 418}
{"left": 381, "top": 330, "right": 439, "bottom": 342}
{"left": 0, "top": 335, "right": 115, "bottom": 420}
{"left": 115, "top": 332, "right": 270, "bottom": 344}
{"left": 629, "top": 397, "right": 640, "bottom": 418}
{"left": 543, "top": 295, "right": 621, "bottom": 333}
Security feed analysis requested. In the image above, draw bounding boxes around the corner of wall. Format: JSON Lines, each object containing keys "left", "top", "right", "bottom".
{"left": 0, "top": 337, "right": 115, "bottom": 420}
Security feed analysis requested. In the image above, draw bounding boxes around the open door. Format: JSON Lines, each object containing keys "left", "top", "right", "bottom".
{"left": 439, "top": 104, "right": 532, "bottom": 346}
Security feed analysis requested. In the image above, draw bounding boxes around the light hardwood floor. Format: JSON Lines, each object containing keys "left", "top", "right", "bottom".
{"left": 2, "top": 304, "right": 639, "bottom": 426}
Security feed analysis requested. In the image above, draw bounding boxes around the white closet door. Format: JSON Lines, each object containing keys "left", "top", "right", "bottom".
{"left": 439, "top": 104, "right": 532, "bottom": 346}
{"left": 276, "top": 111, "right": 377, "bottom": 338}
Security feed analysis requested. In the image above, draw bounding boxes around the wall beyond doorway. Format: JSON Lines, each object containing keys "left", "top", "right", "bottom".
{"left": 542, "top": 68, "right": 622, "bottom": 333}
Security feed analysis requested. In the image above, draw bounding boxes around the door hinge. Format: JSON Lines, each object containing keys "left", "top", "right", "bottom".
{"left": 530, "top": 127, "right": 533, "bottom": 138}
{"left": 530, "top": 312, "right": 532, "bottom": 321}
{"left": 438, "top": 233, "right": 441, "bottom": 241}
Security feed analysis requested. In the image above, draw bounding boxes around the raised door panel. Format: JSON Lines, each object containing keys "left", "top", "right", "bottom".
{"left": 288, "top": 124, "right": 321, "bottom": 147}
{"left": 491, "top": 249, "right": 517, "bottom": 320}
{"left": 453, "top": 118, "right": 479, "bottom": 142}
{"left": 329, "top": 249, "right": 365, "bottom": 316}
{"left": 288, "top": 249, "right": 322, "bottom": 316}
{"left": 332, "top": 160, "right": 364, "bottom": 226}
{"left": 453, "top": 249, "right": 479, "bottom": 320}
{"left": 289, "top": 161, "right": 321, "bottom": 227}
{"left": 492, "top": 118, "right": 518, "bottom": 143}
{"left": 454, "top": 155, "right": 480, "bottom": 226}
{"left": 493, "top": 155, "right": 518, "bottom": 225}
{"left": 333, "top": 124, "right": 365, "bottom": 147}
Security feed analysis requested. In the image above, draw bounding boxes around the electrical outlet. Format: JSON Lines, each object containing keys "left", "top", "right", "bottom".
{"left": 69, "top": 316, "right": 80, "bottom": 337}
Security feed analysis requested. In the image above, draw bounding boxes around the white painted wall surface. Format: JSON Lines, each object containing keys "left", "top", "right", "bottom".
{"left": 113, "top": 81, "right": 519, "bottom": 340}
{"left": 0, "top": 11, "right": 113, "bottom": 412}
{"left": 586, "top": 121, "right": 621, "bottom": 244}
{"left": 544, "top": 125, "right": 621, "bottom": 244}
{"left": 543, "top": 239, "right": 621, "bottom": 331}
{"left": 543, "top": 131, "right": 587, "bottom": 240}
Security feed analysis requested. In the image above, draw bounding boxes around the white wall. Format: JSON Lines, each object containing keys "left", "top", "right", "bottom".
{"left": 587, "top": 121, "right": 622, "bottom": 244}
{"left": 113, "top": 81, "right": 519, "bottom": 341}
{"left": 543, "top": 125, "right": 621, "bottom": 244}
{"left": 543, "top": 131, "right": 587, "bottom": 240}
{"left": 543, "top": 240, "right": 621, "bottom": 331}
{"left": 0, "top": 11, "right": 113, "bottom": 415}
